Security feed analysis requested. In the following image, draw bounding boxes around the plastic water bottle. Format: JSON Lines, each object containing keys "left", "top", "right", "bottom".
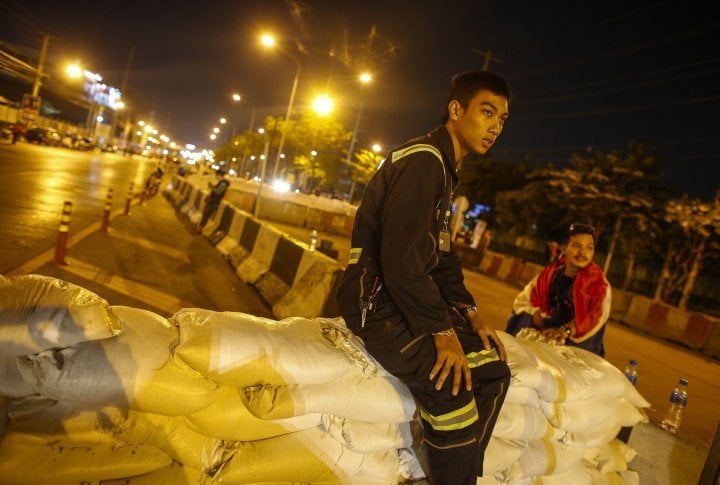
{"left": 309, "top": 230, "right": 318, "bottom": 251}
{"left": 623, "top": 359, "right": 638, "bottom": 385}
{"left": 660, "top": 378, "right": 689, "bottom": 434}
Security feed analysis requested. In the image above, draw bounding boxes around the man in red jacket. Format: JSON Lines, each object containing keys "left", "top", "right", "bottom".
{"left": 505, "top": 223, "right": 612, "bottom": 356}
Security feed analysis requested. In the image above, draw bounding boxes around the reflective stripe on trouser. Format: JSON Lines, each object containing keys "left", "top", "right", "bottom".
{"left": 356, "top": 309, "right": 510, "bottom": 485}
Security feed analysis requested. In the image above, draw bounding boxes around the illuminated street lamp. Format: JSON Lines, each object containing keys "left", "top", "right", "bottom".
{"left": 260, "top": 33, "right": 301, "bottom": 180}
{"left": 312, "top": 94, "right": 334, "bottom": 116}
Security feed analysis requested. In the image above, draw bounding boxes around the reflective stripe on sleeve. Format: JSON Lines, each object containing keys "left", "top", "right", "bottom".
{"left": 349, "top": 248, "right": 363, "bottom": 264}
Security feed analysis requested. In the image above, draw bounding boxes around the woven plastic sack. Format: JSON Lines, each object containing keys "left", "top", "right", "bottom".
{"left": 0, "top": 274, "right": 120, "bottom": 397}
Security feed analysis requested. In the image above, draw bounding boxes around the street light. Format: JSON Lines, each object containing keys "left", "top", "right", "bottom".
{"left": 347, "top": 72, "right": 373, "bottom": 202}
{"left": 260, "top": 33, "right": 302, "bottom": 180}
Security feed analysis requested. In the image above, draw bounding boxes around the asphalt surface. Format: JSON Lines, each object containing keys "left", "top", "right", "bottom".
{"left": 5, "top": 184, "right": 273, "bottom": 319}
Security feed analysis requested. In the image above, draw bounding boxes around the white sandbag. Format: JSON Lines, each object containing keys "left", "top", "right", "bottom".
{"left": 483, "top": 436, "right": 527, "bottom": 475}
{"left": 172, "top": 309, "right": 383, "bottom": 388}
{"left": 504, "top": 385, "right": 542, "bottom": 408}
{"left": 8, "top": 400, "right": 122, "bottom": 446}
{"left": 583, "top": 439, "right": 638, "bottom": 475}
{"left": 0, "top": 274, "right": 120, "bottom": 397}
{"left": 99, "top": 462, "right": 204, "bottom": 484}
{"left": 243, "top": 373, "right": 416, "bottom": 423}
{"left": 541, "top": 395, "right": 623, "bottom": 433}
{"left": 497, "top": 332, "right": 558, "bottom": 400}
{"left": 183, "top": 384, "right": 322, "bottom": 441}
{"left": 0, "top": 432, "right": 170, "bottom": 485}
{"left": 531, "top": 462, "right": 602, "bottom": 484}
{"left": 16, "top": 307, "right": 218, "bottom": 416}
{"left": 102, "top": 408, "right": 227, "bottom": 472}
{"left": 502, "top": 438, "right": 588, "bottom": 480}
{"left": 563, "top": 346, "right": 651, "bottom": 408}
{"left": 321, "top": 415, "right": 414, "bottom": 453}
{"left": 562, "top": 400, "right": 647, "bottom": 448}
{"left": 494, "top": 402, "right": 561, "bottom": 441}
{"left": 215, "top": 426, "right": 399, "bottom": 484}
{"left": 399, "top": 447, "right": 427, "bottom": 482}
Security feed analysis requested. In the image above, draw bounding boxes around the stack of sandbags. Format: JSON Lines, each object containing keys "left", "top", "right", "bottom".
{"left": 0, "top": 275, "right": 424, "bottom": 484}
{"left": 1, "top": 274, "right": 649, "bottom": 484}
{"left": 479, "top": 332, "right": 650, "bottom": 484}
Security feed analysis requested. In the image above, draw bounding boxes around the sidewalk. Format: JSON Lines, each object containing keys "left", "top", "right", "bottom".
{"left": 7, "top": 190, "right": 273, "bottom": 319}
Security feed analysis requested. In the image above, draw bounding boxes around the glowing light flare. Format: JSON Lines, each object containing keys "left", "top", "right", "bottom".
{"left": 359, "top": 72, "right": 372, "bottom": 84}
{"left": 272, "top": 180, "right": 291, "bottom": 193}
{"left": 66, "top": 63, "right": 83, "bottom": 79}
{"left": 312, "top": 95, "right": 334, "bottom": 116}
{"left": 260, "top": 34, "right": 276, "bottom": 47}
{"left": 372, "top": 143, "right": 382, "bottom": 152}
{"left": 232, "top": 93, "right": 241, "bottom": 102}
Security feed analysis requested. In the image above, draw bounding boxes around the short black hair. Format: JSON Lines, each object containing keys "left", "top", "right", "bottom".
{"left": 567, "top": 222, "right": 596, "bottom": 243}
{"left": 441, "top": 70, "right": 512, "bottom": 124}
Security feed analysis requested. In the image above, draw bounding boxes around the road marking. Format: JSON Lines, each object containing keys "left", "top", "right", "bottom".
{"left": 60, "top": 257, "right": 188, "bottom": 315}
{"left": 108, "top": 229, "right": 191, "bottom": 262}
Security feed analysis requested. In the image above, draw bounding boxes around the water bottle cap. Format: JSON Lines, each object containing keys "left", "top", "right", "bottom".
{"left": 679, "top": 378, "right": 688, "bottom": 385}
{"left": 629, "top": 359, "right": 637, "bottom": 366}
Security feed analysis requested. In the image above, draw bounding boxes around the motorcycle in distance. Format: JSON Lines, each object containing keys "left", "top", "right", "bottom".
{"left": 144, "top": 168, "right": 164, "bottom": 198}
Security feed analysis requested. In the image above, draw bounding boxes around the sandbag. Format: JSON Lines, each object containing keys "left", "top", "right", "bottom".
{"left": 214, "top": 426, "right": 400, "bottom": 484}
{"left": 483, "top": 436, "right": 527, "bottom": 475}
{"left": 583, "top": 439, "right": 638, "bottom": 474}
{"left": 99, "top": 462, "right": 204, "bottom": 484}
{"left": 0, "top": 432, "right": 171, "bottom": 485}
{"left": 561, "top": 401, "right": 647, "bottom": 448}
{"left": 16, "top": 307, "right": 218, "bottom": 415}
{"left": 502, "top": 437, "right": 588, "bottom": 480}
{"left": 0, "top": 274, "right": 120, "bottom": 397}
{"left": 504, "top": 385, "right": 542, "bottom": 408}
{"left": 321, "top": 415, "right": 414, "bottom": 453}
{"left": 183, "top": 384, "right": 322, "bottom": 441}
{"left": 494, "top": 402, "right": 561, "bottom": 441}
{"left": 243, "top": 373, "right": 416, "bottom": 423}
{"left": 172, "top": 309, "right": 383, "bottom": 388}
{"left": 497, "top": 331, "right": 558, "bottom": 399}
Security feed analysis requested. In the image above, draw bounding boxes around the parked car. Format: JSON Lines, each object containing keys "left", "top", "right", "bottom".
{"left": 24, "top": 127, "right": 62, "bottom": 146}
{"left": 61, "top": 133, "right": 94, "bottom": 150}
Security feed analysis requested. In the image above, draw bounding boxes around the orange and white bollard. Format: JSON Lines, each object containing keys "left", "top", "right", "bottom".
{"left": 100, "top": 188, "right": 113, "bottom": 232}
{"left": 124, "top": 182, "right": 134, "bottom": 215}
{"left": 54, "top": 201, "right": 72, "bottom": 265}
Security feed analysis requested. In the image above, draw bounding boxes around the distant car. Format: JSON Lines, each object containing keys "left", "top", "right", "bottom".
{"left": 61, "top": 133, "right": 94, "bottom": 150}
{"left": 24, "top": 127, "right": 62, "bottom": 146}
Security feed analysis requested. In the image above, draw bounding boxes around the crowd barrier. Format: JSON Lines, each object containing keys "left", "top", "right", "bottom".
{"left": 168, "top": 176, "right": 343, "bottom": 319}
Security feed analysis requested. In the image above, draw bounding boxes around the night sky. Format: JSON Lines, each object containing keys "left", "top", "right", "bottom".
{"left": 1, "top": 0, "right": 718, "bottom": 200}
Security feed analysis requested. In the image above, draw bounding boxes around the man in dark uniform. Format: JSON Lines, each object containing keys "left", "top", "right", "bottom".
{"left": 337, "top": 71, "right": 511, "bottom": 484}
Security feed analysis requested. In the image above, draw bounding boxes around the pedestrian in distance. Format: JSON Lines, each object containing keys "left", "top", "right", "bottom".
{"left": 337, "top": 71, "right": 511, "bottom": 485}
{"left": 11, "top": 121, "right": 25, "bottom": 144}
{"left": 196, "top": 168, "right": 230, "bottom": 232}
{"left": 505, "top": 223, "right": 612, "bottom": 356}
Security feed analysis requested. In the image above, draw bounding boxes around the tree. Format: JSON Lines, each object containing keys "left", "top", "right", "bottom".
{"left": 495, "top": 142, "right": 668, "bottom": 263}
{"left": 345, "top": 148, "right": 384, "bottom": 202}
{"left": 659, "top": 196, "right": 720, "bottom": 309}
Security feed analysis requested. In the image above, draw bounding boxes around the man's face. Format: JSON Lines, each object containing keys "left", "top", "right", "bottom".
{"left": 450, "top": 90, "right": 509, "bottom": 158}
{"left": 564, "top": 233, "right": 595, "bottom": 272}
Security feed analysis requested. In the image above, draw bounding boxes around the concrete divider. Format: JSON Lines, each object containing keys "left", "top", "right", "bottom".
{"left": 621, "top": 295, "right": 716, "bottom": 350}
{"left": 216, "top": 207, "right": 248, "bottom": 257}
{"left": 235, "top": 224, "right": 282, "bottom": 285}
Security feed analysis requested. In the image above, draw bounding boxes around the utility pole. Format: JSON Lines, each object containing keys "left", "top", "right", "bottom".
{"left": 31, "top": 35, "right": 50, "bottom": 97}
{"left": 112, "top": 45, "right": 134, "bottom": 150}
{"left": 471, "top": 48, "right": 503, "bottom": 70}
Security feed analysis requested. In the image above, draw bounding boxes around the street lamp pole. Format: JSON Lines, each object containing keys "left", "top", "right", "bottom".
{"left": 272, "top": 55, "right": 301, "bottom": 180}
{"left": 346, "top": 99, "right": 365, "bottom": 202}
